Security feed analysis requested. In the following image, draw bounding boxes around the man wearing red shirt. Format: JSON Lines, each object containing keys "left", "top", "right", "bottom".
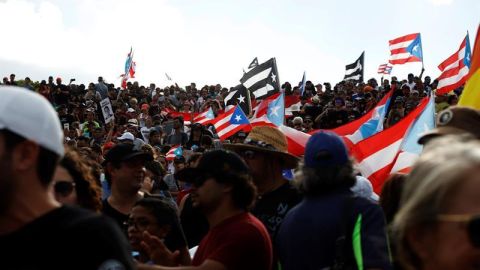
{"left": 139, "top": 149, "right": 273, "bottom": 270}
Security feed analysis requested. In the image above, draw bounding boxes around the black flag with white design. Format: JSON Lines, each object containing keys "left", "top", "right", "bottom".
{"left": 344, "top": 51, "right": 364, "bottom": 82}
{"left": 248, "top": 57, "right": 259, "bottom": 69}
{"left": 240, "top": 58, "right": 280, "bottom": 100}
{"left": 224, "top": 84, "right": 252, "bottom": 116}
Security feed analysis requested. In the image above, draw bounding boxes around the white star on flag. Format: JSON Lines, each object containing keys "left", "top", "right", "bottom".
{"left": 271, "top": 73, "right": 276, "bottom": 82}
{"left": 413, "top": 44, "right": 419, "bottom": 52}
{"left": 237, "top": 94, "right": 245, "bottom": 103}
{"left": 269, "top": 105, "right": 280, "bottom": 117}
{"left": 235, "top": 115, "right": 242, "bottom": 122}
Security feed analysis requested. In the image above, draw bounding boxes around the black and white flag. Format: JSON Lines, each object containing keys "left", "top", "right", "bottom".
{"left": 240, "top": 58, "right": 280, "bottom": 100}
{"left": 224, "top": 84, "right": 252, "bottom": 116}
{"left": 344, "top": 52, "right": 364, "bottom": 82}
{"left": 248, "top": 57, "right": 259, "bottom": 69}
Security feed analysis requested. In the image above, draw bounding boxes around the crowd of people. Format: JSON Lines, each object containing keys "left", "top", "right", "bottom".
{"left": 0, "top": 70, "right": 477, "bottom": 270}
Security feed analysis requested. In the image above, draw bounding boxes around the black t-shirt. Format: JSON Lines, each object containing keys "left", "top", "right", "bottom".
{"left": 102, "top": 199, "right": 129, "bottom": 234}
{"left": 251, "top": 182, "right": 302, "bottom": 241}
{"left": 0, "top": 205, "right": 134, "bottom": 270}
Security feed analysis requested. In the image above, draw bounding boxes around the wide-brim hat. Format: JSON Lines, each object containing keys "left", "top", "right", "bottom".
{"left": 224, "top": 126, "right": 299, "bottom": 169}
{"left": 418, "top": 106, "right": 480, "bottom": 144}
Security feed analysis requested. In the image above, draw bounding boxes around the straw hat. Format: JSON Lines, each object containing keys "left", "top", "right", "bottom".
{"left": 224, "top": 126, "right": 299, "bottom": 169}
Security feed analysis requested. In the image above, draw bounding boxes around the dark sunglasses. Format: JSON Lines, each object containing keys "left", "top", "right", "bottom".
{"left": 239, "top": 150, "right": 256, "bottom": 160}
{"left": 437, "top": 214, "right": 480, "bottom": 247}
{"left": 54, "top": 181, "right": 76, "bottom": 196}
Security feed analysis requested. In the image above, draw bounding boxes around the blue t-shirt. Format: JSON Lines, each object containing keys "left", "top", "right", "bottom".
{"left": 276, "top": 190, "right": 392, "bottom": 270}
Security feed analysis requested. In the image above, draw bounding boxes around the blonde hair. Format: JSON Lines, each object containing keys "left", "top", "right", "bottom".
{"left": 393, "top": 135, "right": 480, "bottom": 269}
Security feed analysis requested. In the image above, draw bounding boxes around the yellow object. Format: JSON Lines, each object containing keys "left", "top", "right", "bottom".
{"left": 459, "top": 25, "right": 480, "bottom": 109}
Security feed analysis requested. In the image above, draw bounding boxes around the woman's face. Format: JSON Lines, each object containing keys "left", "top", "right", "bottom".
{"left": 52, "top": 166, "right": 78, "bottom": 205}
{"left": 127, "top": 205, "right": 169, "bottom": 251}
{"left": 412, "top": 167, "right": 480, "bottom": 270}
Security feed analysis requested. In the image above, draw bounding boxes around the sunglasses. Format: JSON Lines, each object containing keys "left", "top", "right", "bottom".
{"left": 239, "top": 150, "right": 256, "bottom": 160}
{"left": 437, "top": 214, "right": 480, "bottom": 247}
{"left": 54, "top": 181, "right": 76, "bottom": 196}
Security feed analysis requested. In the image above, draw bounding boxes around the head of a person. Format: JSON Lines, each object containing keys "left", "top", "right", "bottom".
{"left": 52, "top": 149, "right": 102, "bottom": 212}
{"left": 117, "top": 132, "right": 135, "bottom": 144}
{"left": 173, "top": 116, "right": 183, "bottom": 130}
{"left": 9, "top": 73, "right": 15, "bottom": 82}
{"left": 98, "top": 76, "right": 104, "bottom": 83}
{"left": 144, "top": 161, "right": 165, "bottom": 187}
{"left": 103, "top": 143, "right": 153, "bottom": 193}
{"left": 175, "top": 149, "right": 256, "bottom": 213}
{"left": 127, "top": 197, "right": 180, "bottom": 252}
{"left": 173, "top": 155, "right": 186, "bottom": 172}
{"left": 149, "top": 129, "right": 162, "bottom": 145}
{"left": 379, "top": 173, "right": 407, "bottom": 224}
{"left": 224, "top": 126, "right": 299, "bottom": 180}
{"left": 418, "top": 106, "right": 480, "bottom": 145}
{"left": 408, "top": 73, "right": 414, "bottom": 83}
{"left": 393, "top": 136, "right": 480, "bottom": 270}
{"left": 292, "top": 117, "right": 304, "bottom": 131}
{"left": 0, "top": 86, "right": 64, "bottom": 215}
{"left": 294, "top": 131, "right": 355, "bottom": 197}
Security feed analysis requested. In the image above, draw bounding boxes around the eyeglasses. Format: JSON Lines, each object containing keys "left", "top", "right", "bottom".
{"left": 239, "top": 150, "right": 257, "bottom": 160}
{"left": 54, "top": 181, "right": 76, "bottom": 196}
{"left": 124, "top": 218, "right": 156, "bottom": 231}
{"left": 437, "top": 214, "right": 480, "bottom": 247}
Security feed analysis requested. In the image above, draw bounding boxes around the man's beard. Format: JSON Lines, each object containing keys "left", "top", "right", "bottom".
{"left": 0, "top": 155, "right": 15, "bottom": 216}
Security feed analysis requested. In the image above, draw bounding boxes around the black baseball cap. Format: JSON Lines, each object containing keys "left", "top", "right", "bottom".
{"left": 103, "top": 143, "right": 153, "bottom": 166}
{"left": 174, "top": 149, "right": 249, "bottom": 185}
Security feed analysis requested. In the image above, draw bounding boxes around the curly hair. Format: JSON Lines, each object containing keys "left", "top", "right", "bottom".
{"left": 60, "top": 149, "right": 103, "bottom": 212}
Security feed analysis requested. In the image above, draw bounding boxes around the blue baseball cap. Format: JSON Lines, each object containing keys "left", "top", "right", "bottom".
{"left": 304, "top": 131, "right": 349, "bottom": 168}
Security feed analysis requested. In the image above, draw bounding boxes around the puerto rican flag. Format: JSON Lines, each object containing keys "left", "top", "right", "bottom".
{"left": 193, "top": 107, "right": 215, "bottom": 125}
{"left": 251, "top": 93, "right": 310, "bottom": 156}
{"left": 213, "top": 106, "right": 250, "bottom": 141}
{"left": 389, "top": 33, "right": 423, "bottom": 65}
{"left": 377, "top": 63, "right": 393, "bottom": 75}
{"left": 436, "top": 33, "right": 472, "bottom": 95}
{"left": 166, "top": 145, "right": 183, "bottom": 161}
{"left": 121, "top": 47, "right": 135, "bottom": 89}
{"left": 389, "top": 96, "right": 435, "bottom": 175}
{"left": 351, "top": 96, "right": 430, "bottom": 193}
{"left": 312, "top": 91, "right": 392, "bottom": 140}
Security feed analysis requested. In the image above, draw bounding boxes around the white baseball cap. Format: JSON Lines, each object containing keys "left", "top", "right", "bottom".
{"left": 117, "top": 132, "right": 135, "bottom": 142}
{"left": 0, "top": 86, "right": 64, "bottom": 156}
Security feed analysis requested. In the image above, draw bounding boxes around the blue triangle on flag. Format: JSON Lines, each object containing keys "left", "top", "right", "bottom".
{"left": 206, "top": 107, "right": 215, "bottom": 119}
{"left": 407, "top": 34, "right": 423, "bottom": 60}
{"left": 229, "top": 106, "right": 250, "bottom": 125}
{"left": 174, "top": 146, "right": 183, "bottom": 157}
{"left": 267, "top": 93, "right": 285, "bottom": 126}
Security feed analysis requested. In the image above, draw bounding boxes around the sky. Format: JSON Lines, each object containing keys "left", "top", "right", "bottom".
{"left": 0, "top": 0, "right": 478, "bottom": 89}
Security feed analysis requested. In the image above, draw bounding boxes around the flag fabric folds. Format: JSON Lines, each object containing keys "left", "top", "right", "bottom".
{"left": 352, "top": 97, "right": 430, "bottom": 193}
{"left": 389, "top": 96, "right": 435, "bottom": 175}
{"left": 389, "top": 33, "right": 423, "bottom": 65}
{"left": 166, "top": 145, "right": 183, "bottom": 161}
{"left": 240, "top": 58, "right": 280, "bottom": 100}
{"left": 213, "top": 106, "right": 250, "bottom": 141}
{"left": 121, "top": 47, "right": 135, "bottom": 89}
{"left": 344, "top": 52, "right": 364, "bottom": 82}
{"left": 224, "top": 84, "right": 253, "bottom": 116}
{"left": 377, "top": 64, "right": 393, "bottom": 75}
{"left": 436, "top": 33, "right": 472, "bottom": 95}
{"left": 299, "top": 71, "right": 307, "bottom": 96}
{"left": 193, "top": 107, "right": 215, "bottom": 126}
{"left": 459, "top": 25, "right": 480, "bottom": 109}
